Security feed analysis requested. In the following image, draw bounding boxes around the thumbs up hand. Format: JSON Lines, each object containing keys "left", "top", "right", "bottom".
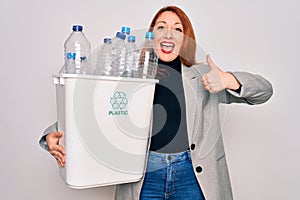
{"left": 201, "top": 54, "right": 240, "bottom": 93}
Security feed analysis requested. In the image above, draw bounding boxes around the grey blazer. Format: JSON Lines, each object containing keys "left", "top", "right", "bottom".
{"left": 114, "top": 63, "right": 272, "bottom": 200}
{"left": 40, "top": 63, "right": 273, "bottom": 200}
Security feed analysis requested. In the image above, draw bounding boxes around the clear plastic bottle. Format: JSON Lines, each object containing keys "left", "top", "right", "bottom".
{"left": 138, "top": 32, "right": 158, "bottom": 79}
{"left": 110, "top": 32, "right": 126, "bottom": 76}
{"left": 95, "top": 38, "right": 112, "bottom": 76}
{"left": 123, "top": 35, "right": 139, "bottom": 77}
{"left": 64, "top": 25, "right": 91, "bottom": 74}
{"left": 110, "top": 26, "right": 130, "bottom": 48}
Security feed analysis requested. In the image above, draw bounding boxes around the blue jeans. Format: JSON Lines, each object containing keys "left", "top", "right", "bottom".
{"left": 140, "top": 150, "right": 205, "bottom": 200}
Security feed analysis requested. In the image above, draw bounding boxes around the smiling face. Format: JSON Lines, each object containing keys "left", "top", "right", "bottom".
{"left": 153, "top": 11, "right": 184, "bottom": 62}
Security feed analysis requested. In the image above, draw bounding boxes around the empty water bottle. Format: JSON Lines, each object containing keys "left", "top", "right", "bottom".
{"left": 123, "top": 35, "right": 139, "bottom": 77}
{"left": 138, "top": 32, "right": 158, "bottom": 79}
{"left": 95, "top": 38, "right": 112, "bottom": 76}
{"left": 110, "top": 32, "right": 126, "bottom": 76}
{"left": 64, "top": 25, "right": 91, "bottom": 74}
{"left": 110, "top": 26, "right": 130, "bottom": 48}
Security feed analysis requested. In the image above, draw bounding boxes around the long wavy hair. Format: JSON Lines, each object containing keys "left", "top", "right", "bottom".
{"left": 148, "top": 6, "right": 197, "bottom": 67}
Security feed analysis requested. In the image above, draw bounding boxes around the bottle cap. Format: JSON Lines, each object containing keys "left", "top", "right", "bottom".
{"left": 127, "top": 35, "right": 136, "bottom": 42}
{"left": 72, "top": 25, "right": 83, "bottom": 31}
{"left": 121, "top": 26, "right": 131, "bottom": 35}
{"left": 116, "top": 32, "right": 126, "bottom": 40}
{"left": 103, "top": 38, "right": 111, "bottom": 43}
{"left": 145, "top": 32, "right": 154, "bottom": 39}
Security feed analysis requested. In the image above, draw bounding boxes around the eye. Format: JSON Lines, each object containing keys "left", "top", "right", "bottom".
{"left": 175, "top": 27, "right": 183, "bottom": 32}
{"left": 157, "top": 25, "right": 165, "bottom": 30}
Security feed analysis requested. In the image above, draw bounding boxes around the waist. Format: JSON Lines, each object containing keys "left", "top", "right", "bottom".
{"left": 148, "top": 150, "right": 191, "bottom": 164}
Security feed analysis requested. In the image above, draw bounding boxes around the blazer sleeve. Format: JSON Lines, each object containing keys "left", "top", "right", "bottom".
{"left": 39, "top": 122, "right": 58, "bottom": 151}
{"left": 218, "top": 71, "right": 273, "bottom": 105}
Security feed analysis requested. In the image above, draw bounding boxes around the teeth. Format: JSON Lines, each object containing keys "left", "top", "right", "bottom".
{"left": 161, "top": 42, "right": 174, "bottom": 47}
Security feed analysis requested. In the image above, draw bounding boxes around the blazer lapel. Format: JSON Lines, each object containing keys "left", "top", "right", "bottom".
{"left": 182, "top": 65, "right": 199, "bottom": 144}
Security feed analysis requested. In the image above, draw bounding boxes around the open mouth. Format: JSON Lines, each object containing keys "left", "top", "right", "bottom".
{"left": 160, "top": 42, "right": 175, "bottom": 54}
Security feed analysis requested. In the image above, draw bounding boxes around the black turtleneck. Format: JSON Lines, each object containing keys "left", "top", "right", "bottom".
{"left": 150, "top": 56, "right": 189, "bottom": 153}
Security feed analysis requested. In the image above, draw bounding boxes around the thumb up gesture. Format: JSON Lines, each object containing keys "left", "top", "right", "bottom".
{"left": 201, "top": 54, "right": 240, "bottom": 93}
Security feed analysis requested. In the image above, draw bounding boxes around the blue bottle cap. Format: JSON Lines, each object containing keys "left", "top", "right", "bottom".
{"left": 103, "top": 38, "right": 111, "bottom": 43}
{"left": 116, "top": 32, "right": 126, "bottom": 40}
{"left": 121, "top": 26, "right": 131, "bottom": 35}
{"left": 127, "top": 35, "right": 136, "bottom": 42}
{"left": 72, "top": 25, "right": 83, "bottom": 31}
{"left": 145, "top": 32, "right": 154, "bottom": 39}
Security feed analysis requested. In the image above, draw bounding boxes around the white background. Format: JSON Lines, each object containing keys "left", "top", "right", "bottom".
{"left": 1, "top": 0, "right": 299, "bottom": 199}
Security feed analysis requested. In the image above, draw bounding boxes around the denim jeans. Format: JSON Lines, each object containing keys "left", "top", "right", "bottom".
{"left": 140, "top": 150, "right": 205, "bottom": 200}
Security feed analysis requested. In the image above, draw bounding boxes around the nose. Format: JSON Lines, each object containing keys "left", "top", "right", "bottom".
{"left": 164, "top": 29, "right": 173, "bottom": 39}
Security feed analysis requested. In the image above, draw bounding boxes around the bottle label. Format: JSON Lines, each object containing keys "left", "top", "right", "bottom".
{"left": 67, "top": 52, "right": 76, "bottom": 59}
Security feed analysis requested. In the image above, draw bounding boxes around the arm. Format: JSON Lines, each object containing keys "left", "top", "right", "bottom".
{"left": 201, "top": 54, "right": 273, "bottom": 104}
{"left": 219, "top": 72, "right": 273, "bottom": 104}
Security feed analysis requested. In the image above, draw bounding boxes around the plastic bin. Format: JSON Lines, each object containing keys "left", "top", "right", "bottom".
{"left": 54, "top": 74, "right": 158, "bottom": 189}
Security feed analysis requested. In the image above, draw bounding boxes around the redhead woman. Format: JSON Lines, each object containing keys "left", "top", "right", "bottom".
{"left": 40, "top": 6, "right": 273, "bottom": 200}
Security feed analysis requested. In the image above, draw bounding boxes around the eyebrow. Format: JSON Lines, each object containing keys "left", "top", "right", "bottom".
{"left": 155, "top": 21, "right": 183, "bottom": 25}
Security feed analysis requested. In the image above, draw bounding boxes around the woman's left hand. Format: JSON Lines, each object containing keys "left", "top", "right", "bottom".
{"left": 201, "top": 54, "right": 240, "bottom": 93}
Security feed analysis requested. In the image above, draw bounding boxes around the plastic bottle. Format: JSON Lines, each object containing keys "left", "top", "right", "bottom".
{"left": 110, "top": 26, "right": 130, "bottom": 48}
{"left": 123, "top": 35, "right": 139, "bottom": 77}
{"left": 110, "top": 32, "right": 126, "bottom": 76}
{"left": 64, "top": 25, "right": 91, "bottom": 74}
{"left": 95, "top": 38, "right": 112, "bottom": 76}
{"left": 138, "top": 32, "right": 158, "bottom": 79}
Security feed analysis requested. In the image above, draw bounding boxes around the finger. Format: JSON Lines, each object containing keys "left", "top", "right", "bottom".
{"left": 57, "top": 160, "right": 64, "bottom": 167}
{"left": 200, "top": 76, "right": 206, "bottom": 84}
{"left": 206, "top": 54, "right": 218, "bottom": 70}
{"left": 47, "top": 131, "right": 63, "bottom": 138}
{"left": 55, "top": 144, "right": 66, "bottom": 155}
{"left": 51, "top": 144, "right": 66, "bottom": 155}
{"left": 49, "top": 145, "right": 66, "bottom": 160}
{"left": 51, "top": 150, "right": 66, "bottom": 165}
{"left": 204, "top": 85, "right": 210, "bottom": 91}
{"left": 202, "top": 79, "right": 210, "bottom": 91}
{"left": 55, "top": 131, "right": 64, "bottom": 139}
{"left": 201, "top": 76, "right": 209, "bottom": 89}
{"left": 55, "top": 145, "right": 66, "bottom": 163}
{"left": 49, "top": 149, "right": 63, "bottom": 159}
{"left": 57, "top": 154, "right": 66, "bottom": 167}
{"left": 56, "top": 156, "right": 65, "bottom": 167}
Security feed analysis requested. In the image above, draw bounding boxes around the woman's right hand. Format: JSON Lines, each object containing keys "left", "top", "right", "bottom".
{"left": 46, "top": 132, "right": 66, "bottom": 167}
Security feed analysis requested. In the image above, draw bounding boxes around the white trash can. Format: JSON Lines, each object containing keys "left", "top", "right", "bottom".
{"left": 54, "top": 74, "right": 158, "bottom": 189}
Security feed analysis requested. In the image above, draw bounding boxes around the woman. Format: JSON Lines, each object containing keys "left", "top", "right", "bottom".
{"left": 40, "top": 6, "right": 273, "bottom": 200}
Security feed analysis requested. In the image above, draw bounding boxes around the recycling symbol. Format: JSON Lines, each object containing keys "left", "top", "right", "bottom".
{"left": 110, "top": 92, "right": 128, "bottom": 110}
